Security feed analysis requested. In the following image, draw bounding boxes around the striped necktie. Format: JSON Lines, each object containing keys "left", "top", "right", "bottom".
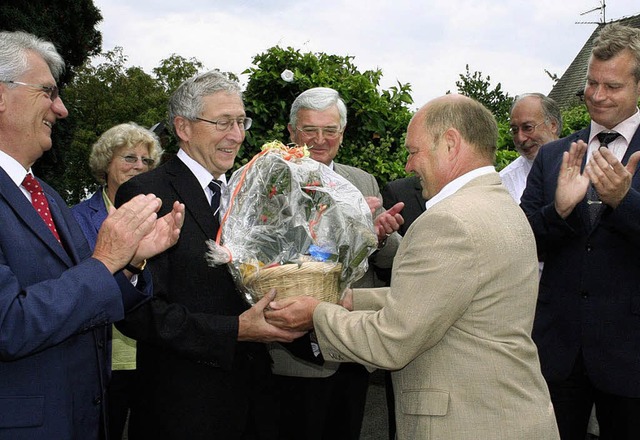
{"left": 208, "top": 179, "right": 222, "bottom": 217}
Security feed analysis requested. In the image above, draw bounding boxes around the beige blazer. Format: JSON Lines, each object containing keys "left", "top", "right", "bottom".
{"left": 313, "top": 173, "right": 559, "bottom": 440}
{"left": 270, "top": 162, "right": 400, "bottom": 377}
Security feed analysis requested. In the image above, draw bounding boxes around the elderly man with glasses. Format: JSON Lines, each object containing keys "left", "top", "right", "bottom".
{"left": 499, "top": 93, "right": 562, "bottom": 203}
{"left": 268, "top": 87, "right": 403, "bottom": 440}
{"left": 0, "top": 31, "right": 184, "bottom": 440}
{"left": 115, "top": 70, "right": 304, "bottom": 440}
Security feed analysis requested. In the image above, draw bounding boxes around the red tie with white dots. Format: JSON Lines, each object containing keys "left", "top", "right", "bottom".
{"left": 22, "top": 173, "right": 62, "bottom": 243}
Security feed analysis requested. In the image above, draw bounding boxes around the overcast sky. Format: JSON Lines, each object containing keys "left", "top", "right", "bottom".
{"left": 92, "top": 0, "right": 638, "bottom": 109}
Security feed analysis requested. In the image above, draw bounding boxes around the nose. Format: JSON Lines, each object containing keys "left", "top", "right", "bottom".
{"left": 52, "top": 96, "right": 69, "bottom": 119}
{"left": 590, "top": 84, "right": 606, "bottom": 102}
{"left": 405, "top": 158, "right": 413, "bottom": 174}
{"left": 513, "top": 130, "right": 528, "bottom": 145}
{"left": 226, "top": 119, "right": 245, "bottom": 142}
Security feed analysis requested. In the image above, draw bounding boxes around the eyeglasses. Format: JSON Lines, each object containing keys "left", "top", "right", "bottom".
{"left": 1, "top": 80, "right": 59, "bottom": 101}
{"left": 509, "top": 121, "right": 546, "bottom": 136}
{"left": 120, "top": 155, "right": 155, "bottom": 167}
{"left": 296, "top": 126, "right": 343, "bottom": 140}
{"left": 195, "top": 117, "right": 252, "bottom": 131}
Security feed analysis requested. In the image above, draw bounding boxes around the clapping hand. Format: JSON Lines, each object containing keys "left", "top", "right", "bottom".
{"left": 134, "top": 200, "right": 185, "bottom": 261}
{"left": 555, "top": 141, "right": 590, "bottom": 219}
{"left": 93, "top": 195, "right": 185, "bottom": 274}
{"left": 585, "top": 148, "right": 640, "bottom": 208}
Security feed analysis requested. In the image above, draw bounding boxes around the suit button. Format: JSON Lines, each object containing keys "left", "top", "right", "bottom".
{"left": 93, "top": 396, "right": 102, "bottom": 405}
{"left": 581, "top": 291, "right": 589, "bottom": 298}
{"left": 586, "top": 244, "right": 593, "bottom": 252}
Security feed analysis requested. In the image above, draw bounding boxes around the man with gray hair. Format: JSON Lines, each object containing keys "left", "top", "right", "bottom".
{"left": 521, "top": 23, "right": 640, "bottom": 439}
{"left": 269, "top": 86, "right": 402, "bottom": 439}
{"left": 0, "top": 31, "right": 184, "bottom": 439}
{"left": 500, "top": 93, "right": 562, "bottom": 203}
{"left": 116, "top": 70, "right": 304, "bottom": 440}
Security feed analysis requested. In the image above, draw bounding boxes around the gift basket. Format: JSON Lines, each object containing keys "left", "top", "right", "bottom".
{"left": 206, "top": 141, "right": 378, "bottom": 305}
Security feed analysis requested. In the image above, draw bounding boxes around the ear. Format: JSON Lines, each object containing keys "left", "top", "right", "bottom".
{"left": 0, "top": 83, "right": 7, "bottom": 112}
{"left": 287, "top": 123, "right": 296, "bottom": 143}
{"left": 173, "top": 116, "right": 191, "bottom": 143}
{"left": 443, "top": 128, "right": 461, "bottom": 160}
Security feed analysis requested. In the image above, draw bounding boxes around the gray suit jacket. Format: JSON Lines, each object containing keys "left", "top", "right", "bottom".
{"left": 270, "top": 162, "right": 400, "bottom": 377}
{"left": 313, "top": 173, "right": 559, "bottom": 439}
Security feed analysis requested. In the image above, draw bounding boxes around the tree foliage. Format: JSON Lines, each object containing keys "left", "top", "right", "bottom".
{"left": 55, "top": 49, "right": 202, "bottom": 203}
{"left": 242, "top": 46, "right": 415, "bottom": 186}
{"left": 560, "top": 103, "right": 590, "bottom": 136}
{"left": 0, "top": 0, "right": 104, "bottom": 196}
{"left": 153, "top": 54, "right": 204, "bottom": 95}
{"left": 454, "top": 65, "right": 514, "bottom": 122}
{"left": 0, "top": 0, "right": 102, "bottom": 86}
{"left": 452, "top": 65, "right": 520, "bottom": 170}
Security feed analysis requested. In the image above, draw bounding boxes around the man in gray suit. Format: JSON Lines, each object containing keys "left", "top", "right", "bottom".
{"left": 267, "top": 94, "right": 560, "bottom": 440}
{"left": 268, "top": 87, "right": 401, "bottom": 440}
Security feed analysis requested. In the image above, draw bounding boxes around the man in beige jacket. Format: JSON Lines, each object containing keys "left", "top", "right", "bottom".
{"left": 266, "top": 94, "right": 559, "bottom": 440}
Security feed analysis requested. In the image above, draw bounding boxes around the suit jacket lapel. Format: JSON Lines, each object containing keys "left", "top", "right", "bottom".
{"left": 0, "top": 169, "right": 72, "bottom": 266}
{"left": 165, "top": 156, "right": 218, "bottom": 239}
{"left": 45, "top": 190, "right": 77, "bottom": 265}
{"left": 89, "top": 190, "right": 108, "bottom": 235}
{"left": 567, "top": 129, "right": 594, "bottom": 232}
{"left": 622, "top": 127, "right": 640, "bottom": 165}
{"left": 333, "top": 163, "right": 352, "bottom": 182}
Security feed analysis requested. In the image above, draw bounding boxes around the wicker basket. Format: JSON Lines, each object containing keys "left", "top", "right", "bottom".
{"left": 244, "top": 262, "right": 342, "bottom": 303}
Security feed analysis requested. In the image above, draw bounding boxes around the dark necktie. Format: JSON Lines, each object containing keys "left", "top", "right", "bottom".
{"left": 586, "top": 131, "right": 621, "bottom": 226}
{"left": 22, "top": 173, "right": 61, "bottom": 243}
{"left": 208, "top": 179, "right": 222, "bottom": 217}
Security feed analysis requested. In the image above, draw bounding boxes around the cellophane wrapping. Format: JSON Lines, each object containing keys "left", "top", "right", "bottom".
{"left": 206, "top": 141, "right": 378, "bottom": 304}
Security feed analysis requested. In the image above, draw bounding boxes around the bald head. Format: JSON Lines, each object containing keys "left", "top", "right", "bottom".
{"left": 405, "top": 95, "right": 498, "bottom": 199}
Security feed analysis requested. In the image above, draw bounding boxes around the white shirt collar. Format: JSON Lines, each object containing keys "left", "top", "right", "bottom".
{"left": 0, "top": 149, "right": 33, "bottom": 198}
{"left": 425, "top": 166, "right": 495, "bottom": 211}
{"left": 588, "top": 108, "right": 640, "bottom": 145}
{"left": 177, "top": 149, "right": 227, "bottom": 191}
{"left": 0, "top": 149, "right": 31, "bottom": 184}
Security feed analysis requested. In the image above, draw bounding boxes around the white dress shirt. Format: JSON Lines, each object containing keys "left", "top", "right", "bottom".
{"left": 499, "top": 156, "right": 533, "bottom": 204}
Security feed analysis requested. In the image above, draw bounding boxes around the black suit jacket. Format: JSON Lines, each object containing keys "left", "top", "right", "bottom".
{"left": 521, "top": 127, "right": 640, "bottom": 397}
{"left": 115, "top": 155, "right": 277, "bottom": 439}
{"left": 381, "top": 176, "right": 426, "bottom": 236}
{"left": 376, "top": 176, "right": 426, "bottom": 284}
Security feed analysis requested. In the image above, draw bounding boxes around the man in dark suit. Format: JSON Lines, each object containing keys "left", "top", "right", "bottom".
{"left": 0, "top": 31, "right": 183, "bottom": 440}
{"left": 521, "top": 23, "right": 640, "bottom": 440}
{"left": 115, "top": 71, "right": 304, "bottom": 440}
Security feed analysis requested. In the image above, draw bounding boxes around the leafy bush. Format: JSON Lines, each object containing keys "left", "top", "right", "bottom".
{"left": 242, "top": 46, "right": 414, "bottom": 187}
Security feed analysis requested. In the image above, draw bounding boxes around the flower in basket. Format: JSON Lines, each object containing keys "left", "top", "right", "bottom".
{"left": 206, "top": 140, "right": 378, "bottom": 305}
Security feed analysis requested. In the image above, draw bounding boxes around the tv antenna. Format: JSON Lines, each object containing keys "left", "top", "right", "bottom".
{"left": 576, "top": 0, "right": 606, "bottom": 24}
